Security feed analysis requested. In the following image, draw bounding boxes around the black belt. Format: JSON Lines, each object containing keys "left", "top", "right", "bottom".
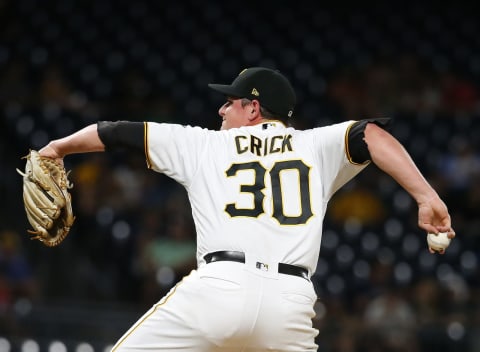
{"left": 204, "top": 251, "right": 309, "bottom": 280}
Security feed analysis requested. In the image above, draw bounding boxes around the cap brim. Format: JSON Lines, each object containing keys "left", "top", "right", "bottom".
{"left": 208, "top": 84, "right": 242, "bottom": 98}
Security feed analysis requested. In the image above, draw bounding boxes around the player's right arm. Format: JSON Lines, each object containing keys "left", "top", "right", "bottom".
{"left": 364, "top": 122, "right": 454, "bottom": 241}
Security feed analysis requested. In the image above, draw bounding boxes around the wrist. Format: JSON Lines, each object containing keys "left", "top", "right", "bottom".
{"left": 415, "top": 192, "right": 439, "bottom": 206}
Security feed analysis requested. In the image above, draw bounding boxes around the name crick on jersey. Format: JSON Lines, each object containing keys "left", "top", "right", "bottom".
{"left": 234, "top": 134, "right": 293, "bottom": 156}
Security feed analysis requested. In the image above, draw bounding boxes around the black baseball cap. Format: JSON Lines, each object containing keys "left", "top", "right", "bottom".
{"left": 208, "top": 67, "right": 296, "bottom": 119}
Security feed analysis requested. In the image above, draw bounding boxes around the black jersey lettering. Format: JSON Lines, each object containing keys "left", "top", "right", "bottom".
{"left": 234, "top": 134, "right": 293, "bottom": 156}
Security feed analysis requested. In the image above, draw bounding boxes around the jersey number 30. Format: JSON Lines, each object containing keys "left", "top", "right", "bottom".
{"left": 225, "top": 160, "right": 313, "bottom": 225}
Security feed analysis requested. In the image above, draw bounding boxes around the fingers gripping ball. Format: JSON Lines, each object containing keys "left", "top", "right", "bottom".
{"left": 16, "top": 150, "right": 75, "bottom": 246}
{"left": 427, "top": 232, "right": 451, "bottom": 253}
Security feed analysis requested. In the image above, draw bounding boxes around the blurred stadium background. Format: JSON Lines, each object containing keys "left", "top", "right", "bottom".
{"left": 1, "top": 0, "right": 479, "bottom": 351}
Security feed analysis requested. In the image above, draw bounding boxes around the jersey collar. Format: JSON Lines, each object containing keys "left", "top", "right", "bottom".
{"left": 252, "top": 120, "right": 287, "bottom": 130}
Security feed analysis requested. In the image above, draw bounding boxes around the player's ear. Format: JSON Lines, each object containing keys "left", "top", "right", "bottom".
{"left": 249, "top": 100, "right": 261, "bottom": 120}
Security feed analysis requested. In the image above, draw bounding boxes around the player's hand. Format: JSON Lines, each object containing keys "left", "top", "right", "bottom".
{"left": 417, "top": 195, "right": 455, "bottom": 254}
{"left": 38, "top": 143, "right": 64, "bottom": 166}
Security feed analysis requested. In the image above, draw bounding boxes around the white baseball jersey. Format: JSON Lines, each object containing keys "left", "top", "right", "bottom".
{"left": 112, "top": 120, "right": 369, "bottom": 352}
{"left": 145, "top": 120, "right": 368, "bottom": 275}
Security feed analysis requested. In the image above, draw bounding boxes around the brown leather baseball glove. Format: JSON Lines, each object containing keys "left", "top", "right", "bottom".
{"left": 16, "top": 150, "right": 75, "bottom": 246}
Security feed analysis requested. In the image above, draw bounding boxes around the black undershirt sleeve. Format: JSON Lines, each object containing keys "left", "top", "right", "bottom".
{"left": 97, "top": 121, "right": 145, "bottom": 153}
{"left": 347, "top": 118, "right": 391, "bottom": 164}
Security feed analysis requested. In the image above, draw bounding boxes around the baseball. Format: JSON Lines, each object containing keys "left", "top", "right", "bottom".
{"left": 427, "top": 232, "right": 451, "bottom": 252}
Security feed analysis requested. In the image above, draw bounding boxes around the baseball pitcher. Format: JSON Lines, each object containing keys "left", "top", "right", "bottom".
{"left": 31, "top": 67, "right": 454, "bottom": 351}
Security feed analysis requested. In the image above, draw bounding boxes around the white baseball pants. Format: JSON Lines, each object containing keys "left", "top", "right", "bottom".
{"left": 111, "top": 260, "right": 318, "bottom": 351}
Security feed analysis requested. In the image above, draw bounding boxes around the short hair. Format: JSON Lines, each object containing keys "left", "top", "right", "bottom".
{"left": 240, "top": 98, "right": 288, "bottom": 124}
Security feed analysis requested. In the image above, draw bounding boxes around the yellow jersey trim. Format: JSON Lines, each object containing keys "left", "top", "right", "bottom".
{"left": 344, "top": 121, "right": 370, "bottom": 166}
{"left": 144, "top": 122, "right": 152, "bottom": 169}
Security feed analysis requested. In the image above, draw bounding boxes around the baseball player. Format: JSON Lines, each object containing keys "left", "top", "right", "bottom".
{"left": 38, "top": 67, "right": 454, "bottom": 351}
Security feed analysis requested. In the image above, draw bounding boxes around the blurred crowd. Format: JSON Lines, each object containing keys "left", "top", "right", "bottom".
{"left": 1, "top": 1, "right": 480, "bottom": 351}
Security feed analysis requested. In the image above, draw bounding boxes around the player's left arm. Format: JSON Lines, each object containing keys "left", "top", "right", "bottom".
{"left": 363, "top": 122, "right": 454, "bottom": 242}
{"left": 39, "top": 123, "right": 106, "bottom": 161}
{"left": 39, "top": 121, "right": 144, "bottom": 160}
